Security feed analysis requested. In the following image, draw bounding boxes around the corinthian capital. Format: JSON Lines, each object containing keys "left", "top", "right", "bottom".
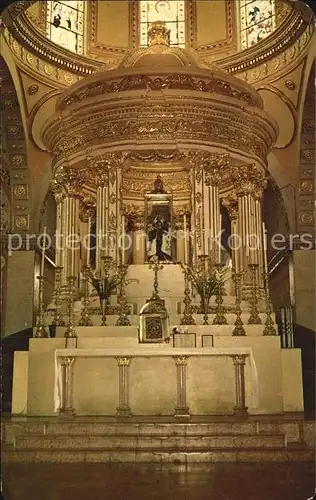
{"left": 50, "top": 177, "right": 66, "bottom": 204}
{"left": 186, "top": 151, "right": 230, "bottom": 186}
{"left": 55, "top": 167, "right": 84, "bottom": 199}
{"left": 231, "top": 164, "right": 267, "bottom": 199}
{"left": 88, "top": 152, "right": 129, "bottom": 187}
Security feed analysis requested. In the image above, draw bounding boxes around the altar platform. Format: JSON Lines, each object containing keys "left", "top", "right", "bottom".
{"left": 2, "top": 414, "right": 314, "bottom": 464}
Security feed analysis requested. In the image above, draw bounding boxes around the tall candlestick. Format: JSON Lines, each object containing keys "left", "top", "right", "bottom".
{"left": 262, "top": 222, "right": 268, "bottom": 274}
{"left": 86, "top": 216, "right": 91, "bottom": 266}
{"left": 183, "top": 214, "right": 188, "bottom": 265}
{"left": 218, "top": 214, "right": 222, "bottom": 264}
{"left": 121, "top": 215, "right": 125, "bottom": 264}
{"left": 41, "top": 226, "right": 46, "bottom": 276}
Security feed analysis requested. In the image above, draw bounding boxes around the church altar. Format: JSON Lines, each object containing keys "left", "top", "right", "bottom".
{"left": 11, "top": 22, "right": 305, "bottom": 421}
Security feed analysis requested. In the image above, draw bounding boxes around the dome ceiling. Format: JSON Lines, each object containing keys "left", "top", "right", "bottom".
{"left": 6, "top": 1, "right": 307, "bottom": 71}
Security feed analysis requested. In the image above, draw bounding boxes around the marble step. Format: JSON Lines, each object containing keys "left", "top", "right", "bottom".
{"left": 14, "top": 434, "right": 285, "bottom": 450}
{"left": 4, "top": 421, "right": 267, "bottom": 441}
{"left": 3, "top": 447, "right": 314, "bottom": 464}
{"left": 44, "top": 422, "right": 262, "bottom": 436}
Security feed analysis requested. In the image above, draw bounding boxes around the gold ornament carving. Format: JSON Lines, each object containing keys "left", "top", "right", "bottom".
{"left": 174, "top": 355, "right": 188, "bottom": 366}
{"left": 11, "top": 155, "right": 26, "bottom": 168}
{"left": 27, "top": 84, "right": 39, "bottom": 95}
{"left": 13, "top": 184, "right": 28, "bottom": 199}
{"left": 13, "top": 215, "right": 28, "bottom": 229}
{"left": 130, "top": 149, "right": 184, "bottom": 163}
{"left": 300, "top": 200, "right": 313, "bottom": 208}
{"left": 231, "top": 355, "right": 246, "bottom": 366}
{"left": 299, "top": 180, "right": 314, "bottom": 195}
{"left": 299, "top": 211, "right": 315, "bottom": 226}
{"left": 60, "top": 74, "right": 258, "bottom": 111}
{"left": 285, "top": 80, "right": 296, "bottom": 91}
{"left": 109, "top": 212, "right": 117, "bottom": 231}
{"left": 116, "top": 357, "right": 131, "bottom": 367}
{"left": 109, "top": 193, "right": 117, "bottom": 204}
{"left": 231, "top": 164, "right": 267, "bottom": 199}
{"left": 301, "top": 149, "right": 314, "bottom": 163}
{"left": 301, "top": 168, "right": 313, "bottom": 178}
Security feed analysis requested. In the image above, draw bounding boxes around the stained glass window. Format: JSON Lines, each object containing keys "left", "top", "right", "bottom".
{"left": 140, "top": 1, "right": 185, "bottom": 48}
{"left": 240, "top": 0, "right": 276, "bottom": 49}
{"left": 46, "top": 1, "right": 84, "bottom": 54}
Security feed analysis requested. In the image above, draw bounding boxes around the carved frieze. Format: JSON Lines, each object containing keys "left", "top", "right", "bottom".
{"left": 59, "top": 73, "right": 259, "bottom": 111}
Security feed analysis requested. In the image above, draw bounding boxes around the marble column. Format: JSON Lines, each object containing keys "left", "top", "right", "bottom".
{"left": 174, "top": 355, "right": 190, "bottom": 417}
{"left": 116, "top": 357, "right": 132, "bottom": 417}
{"left": 231, "top": 354, "right": 248, "bottom": 417}
{"left": 59, "top": 356, "right": 75, "bottom": 416}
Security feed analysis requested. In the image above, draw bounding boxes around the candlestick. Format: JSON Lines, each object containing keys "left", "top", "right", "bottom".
{"left": 87, "top": 216, "right": 91, "bottom": 266}
{"left": 180, "top": 268, "right": 195, "bottom": 325}
{"left": 79, "top": 266, "right": 93, "bottom": 326}
{"left": 218, "top": 214, "right": 222, "bottom": 264}
{"left": 65, "top": 276, "right": 77, "bottom": 338}
{"left": 40, "top": 226, "right": 46, "bottom": 276}
{"left": 262, "top": 222, "right": 268, "bottom": 274}
{"left": 213, "top": 263, "right": 227, "bottom": 325}
{"left": 183, "top": 214, "right": 188, "bottom": 265}
{"left": 248, "top": 264, "right": 261, "bottom": 324}
{"left": 52, "top": 266, "right": 65, "bottom": 327}
{"left": 121, "top": 215, "right": 125, "bottom": 265}
{"left": 232, "top": 269, "right": 246, "bottom": 336}
{"left": 34, "top": 275, "right": 49, "bottom": 338}
{"left": 116, "top": 264, "right": 131, "bottom": 326}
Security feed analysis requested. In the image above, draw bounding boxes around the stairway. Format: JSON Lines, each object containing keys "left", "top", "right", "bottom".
{"left": 3, "top": 418, "right": 314, "bottom": 464}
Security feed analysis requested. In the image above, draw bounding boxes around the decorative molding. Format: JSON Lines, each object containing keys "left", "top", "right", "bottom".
{"left": 59, "top": 73, "right": 260, "bottom": 111}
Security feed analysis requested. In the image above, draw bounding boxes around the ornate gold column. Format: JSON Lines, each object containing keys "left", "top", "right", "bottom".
{"left": 52, "top": 169, "right": 82, "bottom": 287}
{"left": 91, "top": 152, "right": 128, "bottom": 268}
{"left": 50, "top": 182, "right": 65, "bottom": 268}
{"left": 187, "top": 152, "right": 226, "bottom": 265}
{"left": 231, "top": 165, "right": 267, "bottom": 295}
{"left": 107, "top": 152, "right": 128, "bottom": 263}
{"left": 94, "top": 167, "right": 109, "bottom": 273}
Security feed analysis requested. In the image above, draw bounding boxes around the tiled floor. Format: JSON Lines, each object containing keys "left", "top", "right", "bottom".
{"left": 2, "top": 463, "right": 315, "bottom": 500}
